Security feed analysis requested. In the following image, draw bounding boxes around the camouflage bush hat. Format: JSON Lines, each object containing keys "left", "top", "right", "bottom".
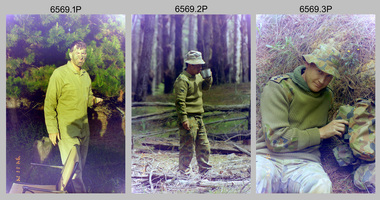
{"left": 303, "top": 44, "right": 341, "bottom": 78}
{"left": 184, "top": 50, "right": 205, "bottom": 65}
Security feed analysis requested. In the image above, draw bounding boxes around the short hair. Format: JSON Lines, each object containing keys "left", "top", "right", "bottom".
{"left": 70, "top": 40, "right": 86, "bottom": 52}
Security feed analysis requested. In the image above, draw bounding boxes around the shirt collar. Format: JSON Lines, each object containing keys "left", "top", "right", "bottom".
{"left": 183, "top": 70, "right": 195, "bottom": 78}
{"left": 67, "top": 61, "right": 86, "bottom": 75}
{"left": 288, "top": 65, "right": 326, "bottom": 95}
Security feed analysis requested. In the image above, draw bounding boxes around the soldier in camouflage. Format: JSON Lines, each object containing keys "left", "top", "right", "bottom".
{"left": 174, "top": 50, "right": 213, "bottom": 175}
{"left": 256, "top": 44, "right": 349, "bottom": 193}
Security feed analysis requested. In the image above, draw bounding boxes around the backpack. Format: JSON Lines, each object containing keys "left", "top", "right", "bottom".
{"left": 333, "top": 98, "right": 375, "bottom": 166}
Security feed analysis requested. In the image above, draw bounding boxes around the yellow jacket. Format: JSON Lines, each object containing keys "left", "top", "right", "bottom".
{"left": 44, "top": 61, "right": 94, "bottom": 137}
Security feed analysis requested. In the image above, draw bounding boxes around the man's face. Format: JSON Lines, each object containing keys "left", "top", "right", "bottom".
{"left": 302, "top": 62, "right": 333, "bottom": 92}
{"left": 69, "top": 46, "right": 87, "bottom": 68}
{"left": 187, "top": 64, "right": 202, "bottom": 75}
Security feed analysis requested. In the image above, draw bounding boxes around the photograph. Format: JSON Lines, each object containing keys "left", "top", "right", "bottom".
{"left": 255, "top": 14, "right": 375, "bottom": 193}
{"left": 6, "top": 14, "right": 126, "bottom": 193}
{"left": 131, "top": 14, "right": 251, "bottom": 194}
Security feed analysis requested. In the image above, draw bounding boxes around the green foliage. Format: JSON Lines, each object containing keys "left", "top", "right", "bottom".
{"left": 25, "top": 65, "right": 56, "bottom": 93}
{"left": 40, "top": 15, "right": 59, "bottom": 25}
{"left": 6, "top": 14, "right": 126, "bottom": 103}
{"left": 6, "top": 76, "right": 22, "bottom": 98}
{"left": 85, "top": 35, "right": 126, "bottom": 97}
{"left": 92, "top": 66, "right": 125, "bottom": 97}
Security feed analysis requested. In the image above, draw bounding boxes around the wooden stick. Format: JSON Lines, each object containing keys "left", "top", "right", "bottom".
{"left": 232, "top": 144, "right": 251, "bottom": 156}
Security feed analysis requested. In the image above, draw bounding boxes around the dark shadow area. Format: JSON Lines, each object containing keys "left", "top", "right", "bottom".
{"left": 6, "top": 106, "right": 125, "bottom": 193}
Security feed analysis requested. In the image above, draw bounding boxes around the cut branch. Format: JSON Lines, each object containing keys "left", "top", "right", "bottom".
{"left": 233, "top": 144, "right": 251, "bottom": 156}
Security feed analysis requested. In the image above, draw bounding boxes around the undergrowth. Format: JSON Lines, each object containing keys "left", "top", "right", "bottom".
{"left": 6, "top": 108, "right": 125, "bottom": 193}
{"left": 132, "top": 82, "right": 251, "bottom": 140}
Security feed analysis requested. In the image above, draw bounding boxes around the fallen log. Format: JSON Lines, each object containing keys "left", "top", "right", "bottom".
{"left": 132, "top": 110, "right": 176, "bottom": 122}
{"left": 132, "top": 102, "right": 250, "bottom": 112}
{"left": 139, "top": 137, "right": 248, "bottom": 154}
{"left": 203, "top": 104, "right": 250, "bottom": 112}
{"left": 132, "top": 102, "right": 175, "bottom": 107}
{"left": 132, "top": 110, "right": 244, "bottom": 123}
{"left": 207, "top": 130, "right": 251, "bottom": 141}
{"left": 205, "top": 116, "right": 248, "bottom": 125}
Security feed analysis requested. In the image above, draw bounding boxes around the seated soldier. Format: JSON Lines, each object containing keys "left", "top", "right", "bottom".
{"left": 256, "top": 44, "right": 349, "bottom": 193}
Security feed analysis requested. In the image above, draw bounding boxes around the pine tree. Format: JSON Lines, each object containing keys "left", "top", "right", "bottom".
{"left": 6, "top": 14, "right": 126, "bottom": 106}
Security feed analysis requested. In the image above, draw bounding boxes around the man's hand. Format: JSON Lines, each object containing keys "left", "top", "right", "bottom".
{"left": 94, "top": 97, "right": 103, "bottom": 105}
{"left": 182, "top": 121, "right": 190, "bottom": 130}
{"left": 319, "top": 119, "right": 349, "bottom": 139}
{"left": 49, "top": 133, "right": 61, "bottom": 146}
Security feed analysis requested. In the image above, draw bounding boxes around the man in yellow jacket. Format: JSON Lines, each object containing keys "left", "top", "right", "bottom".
{"left": 44, "top": 40, "right": 103, "bottom": 192}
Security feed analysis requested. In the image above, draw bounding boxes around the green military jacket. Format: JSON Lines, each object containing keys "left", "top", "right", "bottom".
{"left": 256, "top": 66, "right": 333, "bottom": 162}
{"left": 44, "top": 61, "right": 94, "bottom": 137}
{"left": 174, "top": 71, "right": 212, "bottom": 123}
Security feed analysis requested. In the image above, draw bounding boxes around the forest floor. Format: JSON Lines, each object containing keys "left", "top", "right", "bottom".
{"left": 131, "top": 142, "right": 251, "bottom": 194}
{"left": 6, "top": 104, "right": 125, "bottom": 193}
{"left": 132, "top": 82, "right": 252, "bottom": 194}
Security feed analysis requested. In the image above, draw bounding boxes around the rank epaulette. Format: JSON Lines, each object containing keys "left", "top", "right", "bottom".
{"left": 177, "top": 73, "right": 189, "bottom": 82}
{"left": 270, "top": 74, "right": 290, "bottom": 83}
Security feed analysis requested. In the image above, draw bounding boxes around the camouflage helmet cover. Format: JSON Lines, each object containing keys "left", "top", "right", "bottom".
{"left": 303, "top": 44, "right": 341, "bottom": 78}
{"left": 184, "top": 50, "right": 205, "bottom": 65}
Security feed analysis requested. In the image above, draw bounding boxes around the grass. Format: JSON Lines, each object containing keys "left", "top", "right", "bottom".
{"left": 6, "top": 108, "right": 125, "bottom": 193}
{"left": 256, "top": 15, "right": 375, "bottom": 122}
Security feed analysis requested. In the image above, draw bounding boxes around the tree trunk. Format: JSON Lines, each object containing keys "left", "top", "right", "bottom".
{"left": 156, "top": 16, "right": 163, "bottom": 90}
{"left": 162, "top": 15, "right": 174, "bottom": 94}
{"left": 188, "top": 15, "right": 195, "bottom": 51}
{"left": 241, "top": 15, "right": 249, "bottom": 83}
{"left": 174, "top": 15, "right": 184, "bottom": 78}
{"left": 233, "top": 15, "right": 242, "bottom": 83}
{"left": 203, "top": 15, "right": 212, "bottom": 66}
{"left": 196, "top": 15, "right": 204, "bottom": 53}
{"left": 148, "top": 17, "right": 158, "bottom": 95}
{"left": 246, "top": 15, "right": 251, "bottom": 82}
{"left": 131, "top": 15, "right": 141, "bottom": 97}
{"left": 134, "top": 15, "right": 155, "bottom": 102}
{"left": 210, "top": 15, "right": 227, "bottom": 85}
{"left": 6, "top": 97, "right": 20, "bottom": 131}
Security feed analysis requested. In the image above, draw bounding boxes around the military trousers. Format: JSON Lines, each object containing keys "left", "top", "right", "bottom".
{"left": 354, "top": 162, "right": 375, "bottom": 190}
{"left": 256, "top": 155, "right": 332, "bottom": 193}
{"left": 179, "top": 115, "right": 211, "bottom": 173}
{"left": 58, "top": 123, "right": 90, "bottom": 193}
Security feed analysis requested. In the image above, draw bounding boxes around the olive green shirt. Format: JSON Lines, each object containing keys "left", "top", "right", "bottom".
{"left": 174, "top": 71, "right": 212, "bottom": 123}
{"left": 44, "top": 61, "right": 94, "bottom": 136}
{"left": 256, "top": 66, "right": 333, "bottom": 162}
